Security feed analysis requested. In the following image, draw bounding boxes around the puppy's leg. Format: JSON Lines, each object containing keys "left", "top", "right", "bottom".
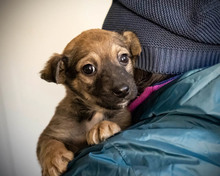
{"left": 37, "top": 138, "right": 73, "bottom": 176}
{"left": 86, "top": 120, "right": 121, "bottom": 145}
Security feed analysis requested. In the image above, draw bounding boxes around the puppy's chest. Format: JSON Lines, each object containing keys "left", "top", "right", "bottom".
{"left": 84, "top": 112, "right": 104, "bottom": 130}
{"left": 84, "top": 111, "right": 113, "bottom": 130}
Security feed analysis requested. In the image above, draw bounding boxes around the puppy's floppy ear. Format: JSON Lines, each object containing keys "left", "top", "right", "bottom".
{"left": 40, "top": 53, "right": 68, "bottom": 84}
{"left": 122, "top": 31, "right": 142, "bottom": 57}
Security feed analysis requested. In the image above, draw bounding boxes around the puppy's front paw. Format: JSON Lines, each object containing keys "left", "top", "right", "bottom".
{"left": 41, "top": 142, "right": 74, "bottom": 176}
{"left": 86, "top": 120, "right": 121, "bottom": 145}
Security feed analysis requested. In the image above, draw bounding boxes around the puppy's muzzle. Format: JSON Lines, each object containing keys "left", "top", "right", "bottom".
{"left": 112, "top": 84, "right": 130, "bottom": 98}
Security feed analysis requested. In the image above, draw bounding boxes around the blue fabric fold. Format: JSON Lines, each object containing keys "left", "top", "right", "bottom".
{"left": 63, "top": 63, "right": 220, "bottom": 176}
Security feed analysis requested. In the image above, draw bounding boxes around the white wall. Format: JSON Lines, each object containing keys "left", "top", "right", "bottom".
{"left": 0, "top": 1, "right": 111, "bottom": 175}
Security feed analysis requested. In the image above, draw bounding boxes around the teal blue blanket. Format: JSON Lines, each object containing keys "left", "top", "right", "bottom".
{"left": 64, "top": 63, "right": 220, "bottom": 176}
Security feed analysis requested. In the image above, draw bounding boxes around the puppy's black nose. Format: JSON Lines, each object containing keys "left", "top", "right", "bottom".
{"left": 113, "top": 85, "right": 129, "bottom": 98}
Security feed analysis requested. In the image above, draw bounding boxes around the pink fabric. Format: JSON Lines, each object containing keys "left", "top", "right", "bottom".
{"left": 128, "top": 80, "right": 173, "bottom": 112}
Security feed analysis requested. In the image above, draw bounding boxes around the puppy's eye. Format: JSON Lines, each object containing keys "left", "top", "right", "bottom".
{"left": 119, "top": 54, "right": 129, "bottom": 66}
{"left": 82, "top": 64, "right": 96, "bottom": 75}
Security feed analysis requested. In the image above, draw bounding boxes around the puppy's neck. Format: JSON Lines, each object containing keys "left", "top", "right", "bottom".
{"left": 57, "top": 92, "right": 127, "bottom": 124}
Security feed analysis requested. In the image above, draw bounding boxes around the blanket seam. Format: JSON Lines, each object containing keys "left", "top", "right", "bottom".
{"left": 109, "top": 142, "right": 137, "bottom": 176}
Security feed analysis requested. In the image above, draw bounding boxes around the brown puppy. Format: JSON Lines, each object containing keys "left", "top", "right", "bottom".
{"left": 37, "top": 29, "right": 142, "bottom": 176}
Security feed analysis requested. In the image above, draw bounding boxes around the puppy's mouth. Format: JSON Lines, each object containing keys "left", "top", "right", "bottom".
{"left": 117, "top": 100, "right": 130, "bottom": 108}
{"left": 96, "top": 90, "right": 137, "bottom": 110}
{"left": 96, "top": 100, "right": 129, "bottom": 110}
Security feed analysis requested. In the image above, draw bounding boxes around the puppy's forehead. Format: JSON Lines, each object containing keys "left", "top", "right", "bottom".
{"left": 63, "top": 29, "right": 127, "bottom": 57}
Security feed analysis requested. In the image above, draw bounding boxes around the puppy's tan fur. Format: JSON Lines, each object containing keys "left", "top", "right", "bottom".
{"left": 37, "top": 29, "right": 142, "bottom": 176}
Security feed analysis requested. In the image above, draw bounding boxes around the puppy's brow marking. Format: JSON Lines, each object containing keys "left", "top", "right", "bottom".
{"left": 76, "top": 52, "right": 101, "bottom": 70}
{"left": 111, "top": 44, "right": 129, "bottom": 58}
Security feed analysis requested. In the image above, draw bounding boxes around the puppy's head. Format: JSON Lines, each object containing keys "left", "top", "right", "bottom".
{"left": 40, "top": 29, "right": 141, "bottom": 109}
